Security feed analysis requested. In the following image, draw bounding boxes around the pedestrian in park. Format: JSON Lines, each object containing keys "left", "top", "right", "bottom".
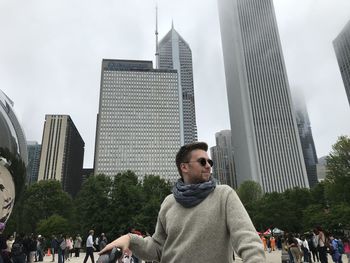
{"left": 343, "top": 237, "right": 350, "bottom": 263}
{"left": 57, "top": 234, "right": 65, "bottom": 263}
{"left": 83, "top": 230, "right": 95, "bottom": 263}
{"left": 73, "top": 235, "right": 82, "bottom": 257}
{"left": 50, "top": 235, "right": 59, "bottom": 262}
{"left": 0, "top": 223, "right": 8, "bottom": 263}
{"left": 11, "top": 233, "right": 26, "bottom": 263}
{"left": 99, "top": 142, "right": 265, "bottom": 262}
{"left": 315, "top": 226, "right": 328, "bottom": 263}
{"left": 287, "top": 234, "right": 301, "bottom": 263}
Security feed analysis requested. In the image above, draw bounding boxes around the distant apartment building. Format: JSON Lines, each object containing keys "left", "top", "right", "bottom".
{"left": 210, "top": 130, "right": 236, "bottom": 188}
{"left": 81, "top": 168, "right": 94, "bottom": 185}
{"left": 27, "top": 141, "right": 41, "bottom": 184}
{"left": 94, "top": 59, "right": 181, "bottom": 183}
{"left": 217, "top": 0, "right": 309, "bottom": 192}
{"left": 158, "top": 24, "right": 198, "bottom": 145}
{"left": 38, "top": 115, "right": 85, "bottom": 197}
{"left": 333, "top": 20, "right": 350, "bottom": 107}
{"left": 292, "top": 92, "right": 318, "bottom": 187}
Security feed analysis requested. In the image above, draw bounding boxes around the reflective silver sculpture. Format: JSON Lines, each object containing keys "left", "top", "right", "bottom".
{"left": 0, "top": 89, "right": 27, "bottom": 223}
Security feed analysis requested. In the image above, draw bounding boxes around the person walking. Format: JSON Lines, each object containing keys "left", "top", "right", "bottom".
{"left": 50, "top": 236, "right": 59, "bottom": 262}
{"left": 83, "top": 230, "right": 95, "bottom": 263}
{"left": 57, "top": 235, "right": 65, "bottom": 263}
{"left": 73, "top": 235, "right": 82, "bottom": 257}
{"left": 99, "top": 142, "right": 265, "bottom": 263}
{"left": 316, "top": 227, "right": 328, "bottom": 263}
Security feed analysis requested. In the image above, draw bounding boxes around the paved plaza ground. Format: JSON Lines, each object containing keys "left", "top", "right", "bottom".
{"left": 42, "top": 249, "right": 344, "bottom": 262}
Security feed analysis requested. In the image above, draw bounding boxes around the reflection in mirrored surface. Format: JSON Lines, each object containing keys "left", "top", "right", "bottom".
{"left": 0, "top": 89, "right": 28, "bottom": 223}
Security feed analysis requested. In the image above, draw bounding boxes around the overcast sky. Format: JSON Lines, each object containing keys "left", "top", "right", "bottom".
{"left": 1, "top": 0, "right": 350, "bottom": 168}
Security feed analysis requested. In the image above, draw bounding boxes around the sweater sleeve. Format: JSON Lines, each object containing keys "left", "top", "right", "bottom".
{"left": 225, "top": 188, "right": 266, "bottom": 262}
{"left": 129, "top": 198, "right": 169, "bottom": 261}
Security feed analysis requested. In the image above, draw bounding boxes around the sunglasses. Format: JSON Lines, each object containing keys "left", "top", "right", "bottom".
{"left": 185, "top": 158, "right": 214, "bottom": 167}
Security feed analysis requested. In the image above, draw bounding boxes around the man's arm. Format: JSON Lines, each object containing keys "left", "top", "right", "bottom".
{"left": 226, "top": 188, "right": 266, "bottom": 262}
{"left": 98, "top": 235, "right": 130, "bottom": 255}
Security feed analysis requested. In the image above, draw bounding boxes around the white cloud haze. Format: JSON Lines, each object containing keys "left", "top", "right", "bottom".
{"left": 1, "top": 0, "right": 349, "bottom": 167}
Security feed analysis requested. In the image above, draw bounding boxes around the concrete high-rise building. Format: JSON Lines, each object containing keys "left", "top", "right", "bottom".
{"left": 217, "top": 0, "right": 309, "bottom": 192}
{"left": 158, "top": 24, "right": 197, "bottom": 145}
{"left": 210, "top": 130, "right": 236, "bottom": 188}
{"left": 94, "top": 59, "right": 181, "bottom": 183}
{"left": 38, "top": 115, "right": 84, "bottom": 197}
{"left": 27, "top": 141, "right": 41, "bottom": 185}
{"left": 333, "top": 20, "right": 350, "bottom": 106}
{"left": 292, "top": 92, "right": 318, "bottom": 188}
{"left": 0, "top": 89, "right": 28, "bottom": 165}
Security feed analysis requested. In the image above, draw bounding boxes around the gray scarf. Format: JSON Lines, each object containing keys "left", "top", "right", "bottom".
{"left": 172, "top": 177, "right": 216, "bottom": 208}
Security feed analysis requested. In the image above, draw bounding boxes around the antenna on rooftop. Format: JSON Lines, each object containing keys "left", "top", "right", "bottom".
{"left": 155, "top": 4, "right": 159, "bottom": 69}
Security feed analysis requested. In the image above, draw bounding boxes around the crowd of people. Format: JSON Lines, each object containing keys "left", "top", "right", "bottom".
{"left": 0, "top": 222, "right": 113, "bottom": 263}
{"left": 260, "top": 226, "right": 350, "bottom": 263}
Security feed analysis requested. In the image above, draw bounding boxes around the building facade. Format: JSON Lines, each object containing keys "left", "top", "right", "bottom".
{"left": 27, "top": 141, "right": 41, "bottom": 185}
{"left": 333, "top": 20, "right": 350, "bottom": 107}
{"left": 210, "top": 130, "right": 236, "bottom": 188}
{"left": 217, "top": 0, "right": 309, "bottom": 192}
{"left": 38, "top": 115, "right": 85, "bottom": 197}
{"left": 292, "top": 92, "right": 318, "bottom": 188}
{"left": 158, "top": 24, "right": 197, "bottom": 145}
{"left": 0, "top": 89, "right": 28, "bottom": 165}
{"left": 94, "top": 59, "right": 181, "bottom": 183}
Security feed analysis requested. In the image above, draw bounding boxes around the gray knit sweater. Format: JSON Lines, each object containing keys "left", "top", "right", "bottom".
{"left": 129, "top": 185, "right": 265, "bottom": 262}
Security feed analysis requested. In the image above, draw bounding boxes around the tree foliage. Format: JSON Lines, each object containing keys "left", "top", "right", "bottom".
{"left": 6, "top": 180, "right": 72, "bottom": 234}
{"left": 73, "top": 172, "right": 171, "bottom": 239}
{"left": 36, "top": 214, "right": 70, "bottom": 237}
{"left": 325, "top": 135, "right": 350, "bottom": 205}
{"left": 236, "top": 180, "right": 263, "bottom": 206}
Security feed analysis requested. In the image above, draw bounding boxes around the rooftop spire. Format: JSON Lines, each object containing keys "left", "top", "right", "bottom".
{"left": 155, "top": 4, "right": 159, "bottom": 69}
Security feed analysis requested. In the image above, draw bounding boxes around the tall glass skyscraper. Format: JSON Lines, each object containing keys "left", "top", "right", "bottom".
{"left": 210, "top": 130, "right": 236, "bottom": 188}
{"left": 27, "top": 141, "right": 41, "bottom": 185}
{"left": 94, "top": 59, "right": 181, "bottom": 183}
{"left": 333, "top": 20, "right": 350, "bottom": 106}
{"left": 217, "top": 0, "right": 309, "bottom": 192}
{"left": 158, "top": 24, "right": 197, "bottom": 145}
{"left": 292, "top": 93, "right": 318, "bottom": 188}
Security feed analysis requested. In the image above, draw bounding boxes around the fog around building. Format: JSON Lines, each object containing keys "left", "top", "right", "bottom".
{"left": 0, "top": 0, "right": 349, "bottom": 167}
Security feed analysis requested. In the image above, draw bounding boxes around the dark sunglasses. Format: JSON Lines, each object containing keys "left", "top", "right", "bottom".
{"left": 185, "top": 158, "right": 214, "bottom": 167}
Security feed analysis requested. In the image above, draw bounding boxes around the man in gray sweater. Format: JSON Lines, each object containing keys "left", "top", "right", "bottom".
{"left": 99, "top": 142, "right": 265, "bottom": 262}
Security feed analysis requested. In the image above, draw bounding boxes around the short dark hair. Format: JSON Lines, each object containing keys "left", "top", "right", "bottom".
{"left": 175, "top": 142, "right": 208, "bottom": 177}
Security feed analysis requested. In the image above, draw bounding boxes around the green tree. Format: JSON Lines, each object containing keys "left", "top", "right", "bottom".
{"left": 237, "top": 180, "right": 263, "bottom": 206}
{"left": 108, "top": 171, "right": 143, "bottom": 236}
{"left": 325, "top": 135, "right": 350, "bottom": 205}
{"left": 36, "top": 214, "right": 70, "bottom": 237}
{"left": 74, "top": 174, "right": 112, "bottom": 236}
{"left": 6, "top": 180, "right": 72, "bottom": 234}
{"left": 136, "top": 175, "right": 171, "bottom": 234}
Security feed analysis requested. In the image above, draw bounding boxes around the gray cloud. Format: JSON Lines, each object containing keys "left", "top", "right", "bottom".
{"left": 0, "top": 0, "right": 349, "bottom": 167}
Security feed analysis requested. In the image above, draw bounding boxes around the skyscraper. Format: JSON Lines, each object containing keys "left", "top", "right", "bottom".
{"left": 38, "top": 115, "right": 85, "bottom": 197}
{"left": 158, "top": 24, "right": 197, "bottom": 145}
{"left": 94, "top": 59, "right": 181, "bottom": 183}
{"left": 210, "top": 130, "right": 236, "bottom": 188}
{"left": 217, "top": 0, "right": 309, "bottom": 192}
{"left": 333, "top": 20, "right": 350, "bottom": 106}
{"left": 27, "top": 141, "right": 41, "bottom": 185}
{"left": 292, "top": 92, "right": 318, "bottom": 188}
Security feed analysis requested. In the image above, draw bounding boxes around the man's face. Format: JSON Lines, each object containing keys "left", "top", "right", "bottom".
{"left": 182, "top": 149, "right": 212, "bottom": 184}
